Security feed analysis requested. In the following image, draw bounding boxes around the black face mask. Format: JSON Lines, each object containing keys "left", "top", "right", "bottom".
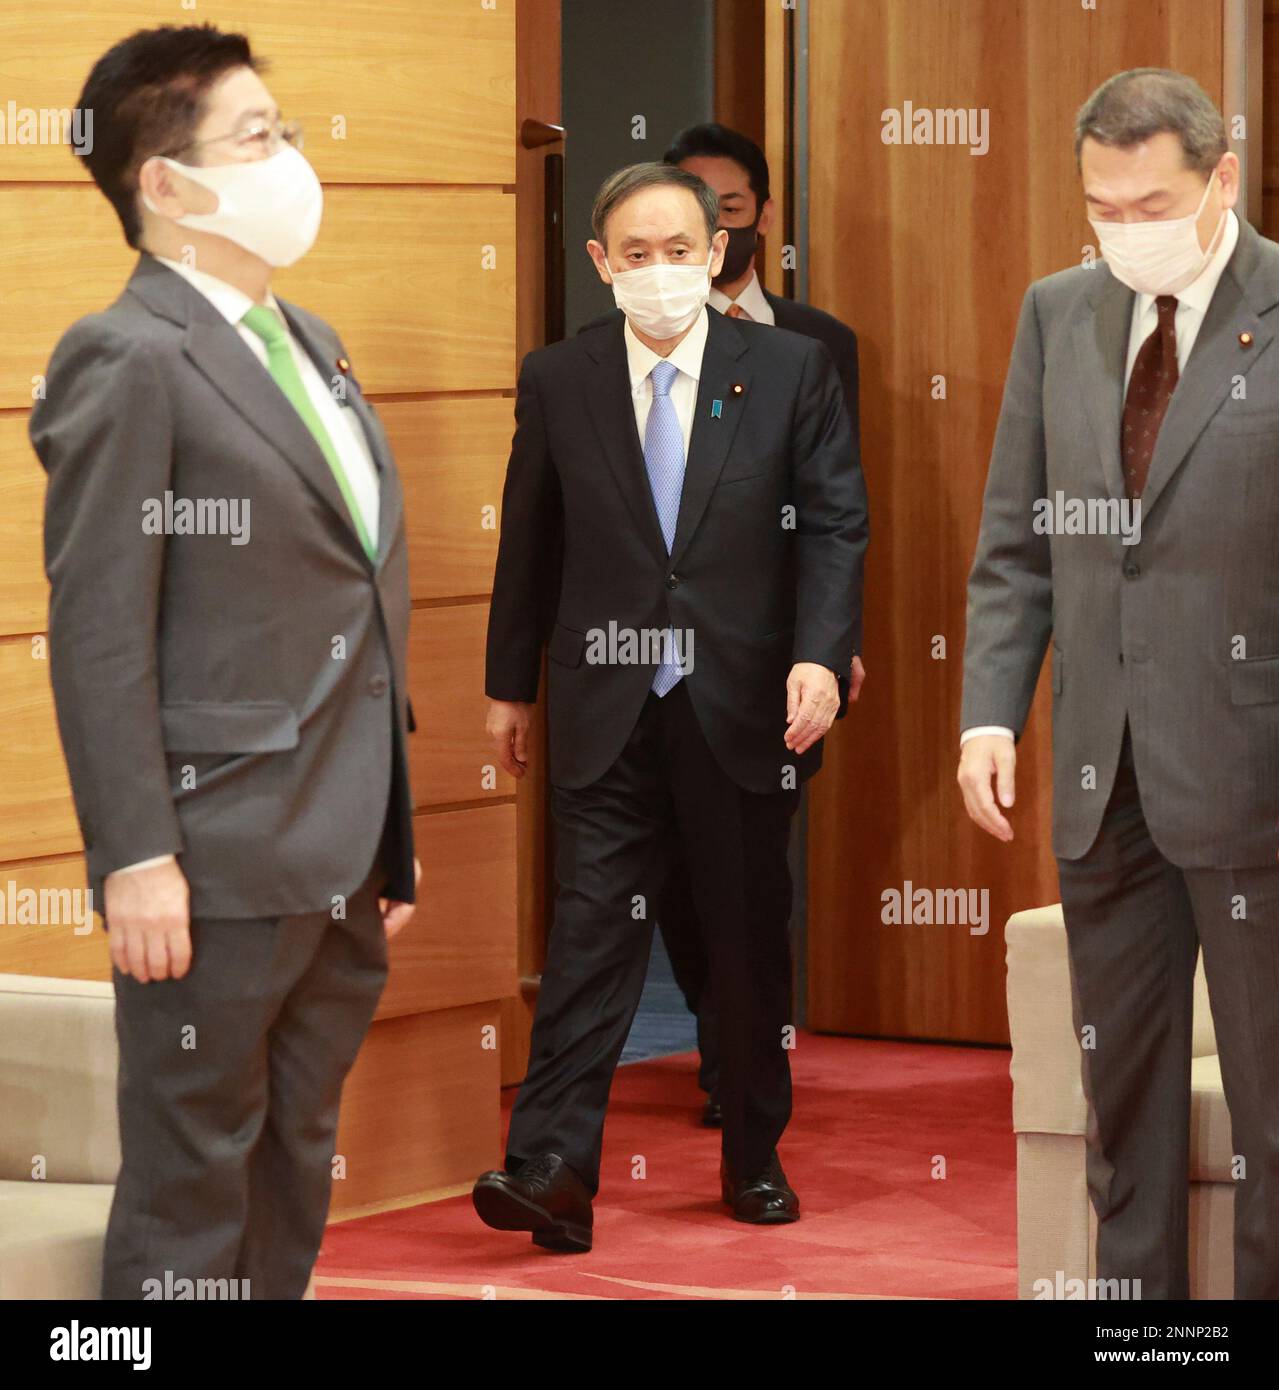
{"left": 714, "top": 223, "right": 759, "bottom": 287}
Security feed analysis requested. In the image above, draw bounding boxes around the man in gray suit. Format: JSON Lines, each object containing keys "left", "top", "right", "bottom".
{"left": 29, "top": 25, "right": 418, "bottom": 1298}
{"left": 960, "top": 68, "right": 1279, "bottom": 1298}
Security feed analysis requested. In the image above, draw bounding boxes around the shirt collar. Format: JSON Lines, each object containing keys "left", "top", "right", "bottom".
{"left": 151, "top": 253, "right": 285, "bottom": 329}
{"left": 623, "top": 305, "right": 709, "bottom": 392}
{"left": 1135, "top": 207, "right": 1240, "bottom": 320}
{"left": 709, "top": 270, "right": 773, "bottom": 324}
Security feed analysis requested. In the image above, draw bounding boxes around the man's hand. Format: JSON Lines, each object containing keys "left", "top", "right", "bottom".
{"left": 379, "top": 856, "right": 422, "bottom": 941}
{"left": 104, "top": 859, "right": 192, "bottom": 983}
{"left": 487, "top": 699, "right": 534, "bottom": 779}
{"left": 785, "top": 662, "right": 840, "bottom": 755}
{"left": 849, "top": 655, "right": 866, "bottom": 704}
{"left": 957, "top": 734, "right": 1016, "bottom": 842}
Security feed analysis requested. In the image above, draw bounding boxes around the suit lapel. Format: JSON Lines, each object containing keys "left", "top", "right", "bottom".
{"left": 581, "top": 320, "right": 670, "bottom": 566}
{"left": 1140, "top": 222, "right": 1276, "bottom": 518}
{"left": 277, "top": 301, "right": 384, "bottom": 471}
{"left": 366, "top": 405, "right": 403, "bottom": 566}
{"left": 277, "top": 300, "right": 401, "bottom": 567}
{"left": 126, "top": 256, "right": 374, "bottom": 567}
{"left": 1074, "top": 270, "right": 1134, "bottom": 501}
{"left": 670, "top": 312, "right": 750, "bottom": 564}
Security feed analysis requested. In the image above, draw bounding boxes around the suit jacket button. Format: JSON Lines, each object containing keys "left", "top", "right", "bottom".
{"left": 1123, "top": 561, "right": 1140, "bottom": 579}
{"left": 666, "top": 573, "right": 681, "bottom": 590}
{"left": 368, "top": 674, "right": 389, "bottom": 696}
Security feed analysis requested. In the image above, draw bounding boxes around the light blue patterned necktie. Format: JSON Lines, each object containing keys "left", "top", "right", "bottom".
{"left": 644, "top": 359, "right": 686, "bottom": 696}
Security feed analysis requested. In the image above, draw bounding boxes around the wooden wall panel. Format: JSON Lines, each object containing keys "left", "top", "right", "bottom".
{"left": 0, "top": 642, "right": 80, "bottom": 863}
{"left": 0, "top": 0, "right": 515, "bottom": 185}
{"left": 387, "top": 397, "right": 511, "bottom": 602}
{"left": 0, "top": 187, "right": 132, "bottom": 411}
{"left": 761, "top": 0, "right": 787, "bottom": 297}
{"left": 275, "top": 188, "right": 516, "bottom": 394}
{"left": 379, "top": 805, "right": 518, "bottom": 1019}
{"left": 0, "top": 186, "right": 515, "bottom": 408}
{"left": 408, "top": 603, "right": 515, "bottom": 808}
{"left": 0, "top": 856, "right": 100, "bottom": 979}
{"left": 0, "top": 805, "right": 520, "bottom": 996}
{"left": 330, "top": 1002, "right": 502, "bottom": 1214}
{"left": 804, "top": 0, "right": 1223, "bottom": 1043}
{"left": 502, "top": 0, "right": 563, "bottom": 1088}
{"left": 715, "top": 0, "right": 766, "bottom": 151}
{"left": 0, "top": 414, "right": 47, "bottom": 637}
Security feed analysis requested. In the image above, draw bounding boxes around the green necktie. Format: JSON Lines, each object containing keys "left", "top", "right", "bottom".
{"left": 240, "top": 304, "right": 377, "bottom": 561}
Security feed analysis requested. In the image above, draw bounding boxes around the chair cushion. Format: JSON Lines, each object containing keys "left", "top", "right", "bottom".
{"left": 0, "top": 973, "right": 120, "bottom": 1184}
{"left": 0, "top": 1180, "right": 112, "bottom": 1299}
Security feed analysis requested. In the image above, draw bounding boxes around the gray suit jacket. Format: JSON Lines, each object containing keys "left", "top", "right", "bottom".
{"left": 963, "top": 218, "right": 1279, "bottom": 867}
{"left": 30, "top": 254, "right": 415, "bottom": 919}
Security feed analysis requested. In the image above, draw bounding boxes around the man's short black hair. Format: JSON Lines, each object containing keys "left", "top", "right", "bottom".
{"left": 73, "top": 24, "right": 264, "bottom": 248}
{"left": 663, "top": 122, "right": 771, "bottom": 210}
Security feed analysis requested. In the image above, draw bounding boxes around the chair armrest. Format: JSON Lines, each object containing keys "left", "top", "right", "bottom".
{"left": 1005, "top": 906, "right": 1087, "bottom": 1136}
{"left": 0, "top": 973, "right": 120, "bottom": 1185}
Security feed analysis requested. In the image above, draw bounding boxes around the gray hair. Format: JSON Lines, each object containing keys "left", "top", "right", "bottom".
{"left": 591, "top": 162, "right": 719, "bottom": 247}
{"left": 1075, "top": 68, "right": 1227, "bottom": 173}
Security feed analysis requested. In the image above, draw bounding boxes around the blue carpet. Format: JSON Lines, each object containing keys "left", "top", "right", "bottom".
{"left": 620, "top": 931, "right": 699, "bottom": 1065}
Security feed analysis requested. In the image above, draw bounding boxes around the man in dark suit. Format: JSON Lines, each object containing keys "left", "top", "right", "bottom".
{"left": 576, "top": 126, "right": 866, "bottom": 1124}
{"left": 961, "top": 68, "right": 1279, "bottom": 1298}
{"left": 473, "top": 162, "right": 868, "bottom": 1249}
{"left": 658, "top": 123, "right": 866, "bottom": 1123}
{"left": 30, "top": 26, "right": 417, "bottom": 1298}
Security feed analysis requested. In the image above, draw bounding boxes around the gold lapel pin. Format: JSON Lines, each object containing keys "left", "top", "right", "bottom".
{"left": 336, "top": 356, "right": 351, "bottom": 372}
{"left": 731, "top": 382, "right": 745, "bottom": 395}
{"left": 1239, "top": 333, "right": 1254, "bottom": 348}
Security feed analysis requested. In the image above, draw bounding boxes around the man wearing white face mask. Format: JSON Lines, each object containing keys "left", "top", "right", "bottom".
{"left": 30, "top": 25, "right": 418, "bottom": 1298}
{"left": 960, "top": 68, "right": 1279, "bottom": 1298}
{"left": 476, "top": 162, "right": 867, "bottom": 1248}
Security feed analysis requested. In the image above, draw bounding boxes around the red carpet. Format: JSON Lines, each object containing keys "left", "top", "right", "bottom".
{"left": 315, "top": 1033, "right": 1017, "bottom": 1299}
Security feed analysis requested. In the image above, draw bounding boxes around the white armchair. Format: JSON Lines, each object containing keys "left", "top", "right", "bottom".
{"left": 1005, "top": 905, "right": 1235, "bottom": 1298}
{"left": 0, "top": 972, "right": 119, "bottom": 1299}
{"left": 0, "top": 970, "right": 321, "bottom": 1300}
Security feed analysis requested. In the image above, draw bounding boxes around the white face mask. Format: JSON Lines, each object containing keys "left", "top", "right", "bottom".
{"left": 1089, "top": 171, "right": 1223, "bottom": 297}
{"left": 143, "top": 144, "right": 323, "bottom": 268}
{"left": 608, "top": 259, "right": 712, "bottom": 338}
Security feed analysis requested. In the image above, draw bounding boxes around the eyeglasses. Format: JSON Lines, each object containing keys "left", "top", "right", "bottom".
{"left": 163, "top": 116, "right": 304, "bottom": 161}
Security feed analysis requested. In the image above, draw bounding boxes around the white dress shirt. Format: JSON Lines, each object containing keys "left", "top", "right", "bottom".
{"left": 961, "top": 209, "right": 1240, "bottom": 749}
{"left": 114, "top": 256, "right": 382, "bottom": 878}
{"left": 623, "top": 306, "right": 709, "bottom": 454}
{"left": 709, "top": 269, "right": 775, "bottom": 325}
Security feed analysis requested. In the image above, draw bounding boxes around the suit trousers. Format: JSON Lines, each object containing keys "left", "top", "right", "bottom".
{"left": 656, "top": 841, "right": 720, "bottom": 1098}
{"left": 505, "top": 678, "right": 800, "bottom": 1194}
{"left": 1057, "top": 726, "right": 1279, "bottom": 1299}
{"left": 100, "top": 842, "right": 390, "bottom": 1300}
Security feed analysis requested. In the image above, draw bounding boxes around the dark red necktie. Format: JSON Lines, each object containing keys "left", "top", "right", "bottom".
{"left": 1121, "top": 294, "right": 1179, "bottom": 499}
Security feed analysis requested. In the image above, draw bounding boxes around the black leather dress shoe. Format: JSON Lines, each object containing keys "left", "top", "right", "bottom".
{"left": 701, "top": 1096, "right": 723, "bottom": 1128}
{"left": 472, "top": 1153, "right": 593, "bottom": 1252}
{"left": 721, "top": 1151, "right": 800, "bottom": 1224}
